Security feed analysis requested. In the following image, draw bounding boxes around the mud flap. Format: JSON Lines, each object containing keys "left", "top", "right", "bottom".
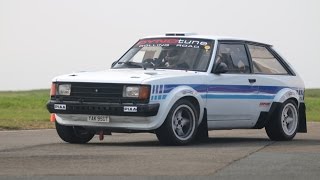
{"left": 195, "top": 109, "right": 209, "bottom": 142}
{"left": 298, "top": 103, "right": 307, "bottom": 133}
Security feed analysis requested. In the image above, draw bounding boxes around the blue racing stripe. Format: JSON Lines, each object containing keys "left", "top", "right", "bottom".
{"left": 164, "top": 84, "right": 287, "bottom": 94}
{"left": 159, "top": 85, "right": 163, "bottom": 94}
{"left": 205, "top": 94, "right": 275, "bottom": 99}
{"left": 148, "top": 84, "right": 293, "bottom": 101}
{"left": 259, "top": 86, "right": 286, "bottom": 94}
{"left": 162, "top": 95, "right": 167, "bottom": 100}
{"left": 164, "top": 84, "right": 207, "bottom": 93}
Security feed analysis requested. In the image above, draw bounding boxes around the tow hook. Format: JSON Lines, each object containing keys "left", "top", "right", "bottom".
{"left": 97, "top": 130, "right": 111, "bottom": 141}
{"left": 99, "top": 131, "right": 104, "bottom": 141}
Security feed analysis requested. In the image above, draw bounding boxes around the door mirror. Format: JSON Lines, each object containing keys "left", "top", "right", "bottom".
{"left": 213, "top": 62, "right": 228, "bottom": 74}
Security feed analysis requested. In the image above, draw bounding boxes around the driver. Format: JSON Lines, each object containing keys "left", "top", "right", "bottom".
{"left": 164, "top": 49, "right": 179, "bottom": 67}
{"left": 164, "top": 49, "right": 189, "bottom": 69}
{"left": 146, "top": 48, "right": 189, "bottom": 69}
{"left": 141, "top": 49, "right": 178, "bottom": 67}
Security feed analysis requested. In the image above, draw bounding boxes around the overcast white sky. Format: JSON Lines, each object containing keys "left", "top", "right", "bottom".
{"left": 0, "top": 0, "right": 319, "bottom": 90}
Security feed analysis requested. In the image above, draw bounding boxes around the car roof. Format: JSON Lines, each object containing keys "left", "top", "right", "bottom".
{"left": 142, "top": 33, "right": 271, "bottom": 46}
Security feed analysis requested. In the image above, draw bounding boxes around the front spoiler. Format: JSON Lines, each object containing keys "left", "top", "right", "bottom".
{"left": 47, "top": 100, "right": 160, "bottom": 117}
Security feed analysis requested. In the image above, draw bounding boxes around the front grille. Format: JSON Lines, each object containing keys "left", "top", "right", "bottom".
{"left": 52, "top": 82, "right": 149, "bottom": 104}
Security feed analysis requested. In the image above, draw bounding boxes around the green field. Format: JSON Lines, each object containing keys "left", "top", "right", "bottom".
{"left": 0, "top": 89, "right": 319, "bottom": 130}
{"left": 0, "top": 90, "right": 53, "bottom": 130}
{"left": 304, "top": 89, "right": 320, "bottom": 122}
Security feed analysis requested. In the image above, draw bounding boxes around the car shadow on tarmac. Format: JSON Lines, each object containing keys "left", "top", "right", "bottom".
{"left": 84, "top": 137, "right": 272, "bottom": 148}
{"left": 81, "top": 135, "right": 320, "bottom": 149}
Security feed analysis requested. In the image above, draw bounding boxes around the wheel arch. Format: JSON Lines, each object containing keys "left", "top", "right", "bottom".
{"left": 156, "top": 85, "right": 205, "bottom": 129}
{"left": 273, "top": 88, "right": 300, "bottom": 105}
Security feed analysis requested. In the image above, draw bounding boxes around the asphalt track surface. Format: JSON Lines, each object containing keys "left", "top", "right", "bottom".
{"left": 0, "top": 122, "right": 319, "bottom": 180}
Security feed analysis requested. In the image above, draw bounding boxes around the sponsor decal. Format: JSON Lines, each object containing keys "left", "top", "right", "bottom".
{"left": 54, "top": 104, "right": 66, "bottom": 110}
{"left": 175, "top": 39, "right": 208, "bottom": 48}
{"left": 296, "top": 89, "right": 304, "bottom": 95}
{"left": 137, "top": 39, "right": 179, "bottom": 46}
{"left": 124, "top": 106, "right": 138, "bottom": 112}
{"left": 204, "top": 45, "right": 211, "bottom": 50}
{"left": 136, "top": 38, "right": 210, "bottom": 49}
{"left": 259, "top": 102, "right": 271, "bottom": 107}
{"left": 182, "top": 90, "right": 194, "bottom": 95}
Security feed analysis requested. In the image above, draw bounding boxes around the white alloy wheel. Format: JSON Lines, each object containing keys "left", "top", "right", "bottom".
{"left": 171, "top": 104, "right": 196, "bottom": 141}
{"left": 281, "top": 103, "right": 298, "bottom": 136}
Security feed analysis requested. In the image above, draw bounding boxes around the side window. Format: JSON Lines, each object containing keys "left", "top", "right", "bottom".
{"left": 248, "top": 45, "right": 288, "bottom": 74}
{"left": 215, "top": 44, "right": 250, "bottom": 73}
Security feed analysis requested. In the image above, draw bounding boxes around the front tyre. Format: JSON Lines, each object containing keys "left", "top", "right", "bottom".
{"left": 156, "top": 99, "right": 198, "bottom": 145}
{"left": 55, "top": 121, "right": 94, "bottom": 144}
{"left": 265, "top": 100, "right": 299, "bottom": 141}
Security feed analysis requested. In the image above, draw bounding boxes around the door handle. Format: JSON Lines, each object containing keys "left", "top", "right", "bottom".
{"left": 248, "top": 79, "right": 256, "bottom": 83}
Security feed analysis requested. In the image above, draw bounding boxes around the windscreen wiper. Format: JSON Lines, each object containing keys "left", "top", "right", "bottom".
{"left": 118, "top": 61, "right": 144, "bottom": 68}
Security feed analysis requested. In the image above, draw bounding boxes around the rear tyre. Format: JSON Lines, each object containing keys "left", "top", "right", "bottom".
{"left": 265, "top": 100, "right": 299, "bottom": 141}
{"left": 156, "top": 99, "right": 198, "bottom": 145}
{"left": 55, "top": 121, "right": 94, "bottom": 144}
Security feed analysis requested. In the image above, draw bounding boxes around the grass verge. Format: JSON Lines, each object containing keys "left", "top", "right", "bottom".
{"left": 305, "top": 89, "right": 320, "bottom": 122}
{"left": 0, "top": 90, "right": 54, "bottom": 130}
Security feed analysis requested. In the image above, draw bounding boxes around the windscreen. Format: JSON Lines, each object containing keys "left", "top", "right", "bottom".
{"left": 113, "top": 38, "right": 214, "bottom": 71}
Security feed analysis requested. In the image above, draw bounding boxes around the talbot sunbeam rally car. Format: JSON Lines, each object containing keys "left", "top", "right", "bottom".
{"left": 47, "top": 32, "right": 307, "bottom": 145}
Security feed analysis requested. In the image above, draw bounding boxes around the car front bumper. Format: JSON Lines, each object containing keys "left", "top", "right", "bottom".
{"left": 47, "top": 100, "right": 160, "bottom": 117}
{"left": 47, "top": 100, "right": 161, "bottom": 130}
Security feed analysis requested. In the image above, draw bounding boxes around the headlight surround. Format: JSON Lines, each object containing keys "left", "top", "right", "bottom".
{"left": 123, "top": 85, "right": 150, "bottom": 99}
{"left": 58, "top": 84, "right": 71, "bottom": 96}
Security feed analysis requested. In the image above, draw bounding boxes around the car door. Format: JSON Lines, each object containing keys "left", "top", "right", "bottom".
{"left": 206, "top": 42, "right": 259, "bottom": 129}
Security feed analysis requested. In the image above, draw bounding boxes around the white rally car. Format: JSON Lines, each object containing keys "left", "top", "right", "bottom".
{"left": 47, "top": 32, "right": 307, "bottom": 145}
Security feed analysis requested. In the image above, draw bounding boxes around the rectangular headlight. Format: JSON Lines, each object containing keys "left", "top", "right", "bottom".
{"left": 123, "top": 85, "right": 150, "bottom": 99}
{"left": 123, "top": 86, "right": 140, "bottom": 98}
{"left": 58, "top": 84, "right": 71, "bottom": 96}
